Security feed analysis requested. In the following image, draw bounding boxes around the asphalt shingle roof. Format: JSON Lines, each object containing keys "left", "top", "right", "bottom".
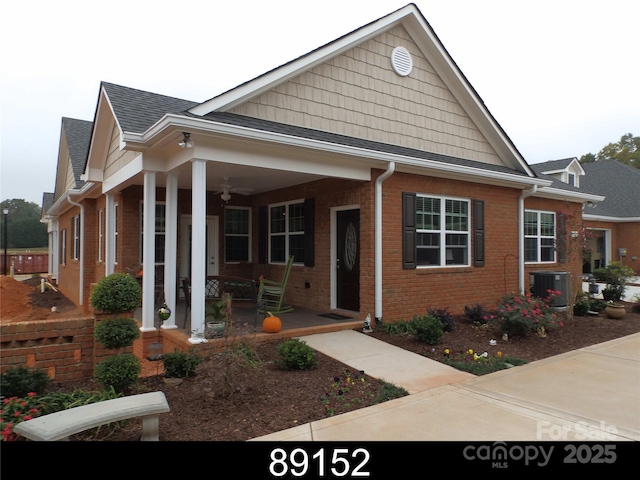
{"left": 62, "top": 117, "right": 93, "bottom": 189}
{"left": 102, "top": 82, "right": 198, "bottom": 134}
{"left": 581, "top": 160, "right": 640, "bottom": 218}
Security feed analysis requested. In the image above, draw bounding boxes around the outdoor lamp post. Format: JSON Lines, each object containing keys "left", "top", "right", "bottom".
{"left": 2, "top": 208, "right": 8, "bottom": 275}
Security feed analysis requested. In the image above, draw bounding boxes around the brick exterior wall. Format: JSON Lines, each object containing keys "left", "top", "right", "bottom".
{"left": 0, "top": 317, "right": 96, "bottom": 382}
{"left": 56, "top": 173, "right": 584, "bottom": 326}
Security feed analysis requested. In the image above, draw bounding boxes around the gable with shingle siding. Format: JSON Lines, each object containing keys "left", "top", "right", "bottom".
{"left": 229, "top": 26, "right": 501, "bottom": 165}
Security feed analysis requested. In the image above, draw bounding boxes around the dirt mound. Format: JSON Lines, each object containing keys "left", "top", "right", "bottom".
{"left": 0, "top": 276, "right": 83, "bottom": 322}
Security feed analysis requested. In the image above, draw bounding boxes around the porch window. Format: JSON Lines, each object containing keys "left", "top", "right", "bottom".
{"left": 415, "top": 196, "right": 469, "bottom": 267}
{"left": 269, "top": 200, "right": 305, "bottom": 264}
{"left": 98, "top": 209, "right": 104, "bottom": 262}
{"left": 72, "top": 215, "right": 80, "bottom": 260}
{"left": 60, "top": 229, "right": 67, "bottom": 265}
{"left": 524, "top": 210, "right": 555, "bottom": 263}
{"left": 140, "top": 203, "right": 166, "bottom": 264}
{"left": 114, "top": 203, "right": 118, "bottom": 264}
{"left": 225, "top": 207, "right": 251, "bottom": 263}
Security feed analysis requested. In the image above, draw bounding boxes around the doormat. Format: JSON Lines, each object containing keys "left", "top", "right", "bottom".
{"left": 318, "top": 313, "right": 352, "bottom": 321}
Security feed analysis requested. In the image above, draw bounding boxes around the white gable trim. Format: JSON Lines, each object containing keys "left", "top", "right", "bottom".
{"left": 189, "top": 7, "right": 413, "bottom": 116}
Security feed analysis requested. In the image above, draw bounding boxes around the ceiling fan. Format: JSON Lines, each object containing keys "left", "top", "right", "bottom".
{"left": 214, "top": 177, "right": 254, "bottom": 202}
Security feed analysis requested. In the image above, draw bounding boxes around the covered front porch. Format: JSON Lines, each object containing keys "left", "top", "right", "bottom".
{"left": 133, "top": 298, "right": 362, "bottom": 359}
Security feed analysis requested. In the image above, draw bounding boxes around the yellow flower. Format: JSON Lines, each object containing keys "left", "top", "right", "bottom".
{"left": 444, "top": 349, "right": 450, "bottom": 355}
{"left": 497, "top": 351, "right": 503, "bottom": 357}
{"left": 468, "top": 349, "right": 474, "bottom": 355}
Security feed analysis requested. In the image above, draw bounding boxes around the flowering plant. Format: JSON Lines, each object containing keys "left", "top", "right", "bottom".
{"left": 319, "top": 369, "right": 373, "bottom": 416}
{"left": 1, "top": 393, "right": 43, "bottom": 441}
{"left": 496, "top": 290, "right": 563, "bottom": 337}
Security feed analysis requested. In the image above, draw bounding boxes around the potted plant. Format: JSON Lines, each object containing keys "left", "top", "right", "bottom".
{"left": 205, "top": 300, "right": 225, "bottom": 337}
{"left": 605, "top": 301, "right": 626, "bottom": 319}
{"left": 593, "top": 262, "right": 634, "bottom": 302}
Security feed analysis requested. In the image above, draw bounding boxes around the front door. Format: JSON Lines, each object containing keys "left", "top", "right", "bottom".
{"left": 336, "top": 209, "right": 360, "bottom": 312}
{"left": 179, "top": 215, "right": 218, "bottom": 286}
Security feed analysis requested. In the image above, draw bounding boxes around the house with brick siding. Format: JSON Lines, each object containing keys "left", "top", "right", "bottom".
{"left": 43, "top": 4, "right": 602, "bottom": 343}
{"left": 532, "top": 158, "right": 640, "bottom": 275}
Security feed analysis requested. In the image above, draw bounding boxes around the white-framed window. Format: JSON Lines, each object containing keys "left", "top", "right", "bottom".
{"left": 72, "top": 215, "right": 80, "bottom": 260}
{"left": 225, "top": 206, "right": 251, "bottom": 263}
{"left": 524, "top": 210, "right": 556, "bottom": 263}
{"left": 140, "top": 202, "right": 166, "bottom": 264}
{"left": 269, "top": 200, "right": 305, "bottom": 264}
{"left": 415, "top": 195, "right": 470, "bottom": 267}
{"left": 114, "top": 203, "right": 119, "bottom": 264}
{"left": 98, "top": 209, "right": 104, "bottom": 262}
{"left": 60, "top": 229, "right": 67, "bottom": 265}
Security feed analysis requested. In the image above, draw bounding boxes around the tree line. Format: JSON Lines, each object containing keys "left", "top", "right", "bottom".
{"left": 579, "top": 133, "right": 639, "bottom": 168}
{"left": 0, "top": 199, "right": 47, "bottom": 249}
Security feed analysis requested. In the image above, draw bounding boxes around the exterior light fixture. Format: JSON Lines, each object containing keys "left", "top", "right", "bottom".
{"left": 178, "top": 132, "right": 193, "bottom": 148}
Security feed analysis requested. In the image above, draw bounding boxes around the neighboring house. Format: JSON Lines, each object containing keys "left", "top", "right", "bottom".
{"left": 43, "top": 4, "right": 602, "bottom": 345}
{"left": 533, "top": 159, "right": 640, "bottom": 275}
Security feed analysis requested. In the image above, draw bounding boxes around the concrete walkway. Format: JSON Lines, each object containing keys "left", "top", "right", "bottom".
{"left": 252, "top": 330, "right": 640, "bottom": 441}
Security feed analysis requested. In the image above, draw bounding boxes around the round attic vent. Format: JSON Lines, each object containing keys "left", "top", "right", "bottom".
{"left": 391, "top": 46, "right": 412, "bottom": 76}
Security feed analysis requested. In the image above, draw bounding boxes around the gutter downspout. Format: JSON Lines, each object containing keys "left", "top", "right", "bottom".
{"left": 374, "top": 162, "right": 395, "bottom": 323}
{"left": 67, "top": 196, "right": 84, "bottom": 306}
{"left": 518, "top": 185, "right": 537, "bottom": 293}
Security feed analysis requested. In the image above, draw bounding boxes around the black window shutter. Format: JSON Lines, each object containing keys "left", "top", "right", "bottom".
{"left": 557, "top": 212, "right": 567, "bottom": 264}
{"left": 473, "top": 200, "right": 485, "bottom": 267}
{"left": 402, "top": 192, "right": 417, "bottom": 269}
{"left": 304, "top": 198, "right": 315, "bottom": 267}
{"left": 258, "top": 206, "right": 267, "bottom": 264}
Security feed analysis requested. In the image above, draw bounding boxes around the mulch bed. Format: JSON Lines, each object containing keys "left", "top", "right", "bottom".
{"left": 2, "top": 275, "right": 639, "bottom": 441}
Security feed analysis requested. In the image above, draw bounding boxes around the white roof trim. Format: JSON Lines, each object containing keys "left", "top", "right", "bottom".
{"left": 122, "top": 113, "right": 547, "bottom": 190}
{"left": 534, "top": 186, "right": 605, "bottom": 203}
{"left": 189, "top": 7, "right": 414, "bottom": 116}
{"left": 583, "top": 214, "right": 640, "bottom": 223}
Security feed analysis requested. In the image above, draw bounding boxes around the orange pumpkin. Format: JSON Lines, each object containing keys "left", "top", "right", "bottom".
{"left": 262, "top": 312, "right": 282, "bottom": 333}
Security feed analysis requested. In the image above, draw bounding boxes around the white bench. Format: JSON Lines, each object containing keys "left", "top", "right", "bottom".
{"left": 13, "top": 391, "right": 170, "bottom": 441}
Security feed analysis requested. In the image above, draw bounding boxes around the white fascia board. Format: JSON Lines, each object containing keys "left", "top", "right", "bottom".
{"left": 534, "top": 187, "right": 605, "bottom": 203}
{"left": 101, "top": 154, "right": 144, "bottom": 194}
{"left": 583, "top": 214, "right": 640, "bottom": 223}
{"left": 46, "top": 182, "right": 96, "bottom": 216}
{"left": 188, "top": 8, "right": 414, "bottom": 116}
{"left": 125, "top": 114, "right": 547, "bottom": 189}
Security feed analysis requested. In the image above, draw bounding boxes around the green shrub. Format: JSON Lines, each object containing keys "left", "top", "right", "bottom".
{"left": 444, "top": 356, "right": 527, "bottom": 375}
{"left": 374, "top": 381, "right": 409, "bottom": 403}
{"left": 381, "top": 320, "right": 414, "bottom": 335}
{"left": 94, "top": 354, "right": 141, "bottom": 392}
{"left": 588, "top": 299, "right": 607, "bottom": 313}
{"left": 276, "top": 339, "right": 317, "bottom": 370}
{"left": 38, "top": 386, "right": 121, "bottom": 416}
{"left": 95, "top": 317, "right": 140, "bottom": 350}
{"left": 411, "top": 315, "right": 444, "bottom": 345}
{"left": 427, "top": 308, "right": 456, "bottom": 332}
{"left": 0, "top": 366, "right": 50, "bottom": 398}
{"left": 162, "top": 349, "right": 202, "bottom": 378}
{"left": 573, "top": 299, "right": 590, "bottom": 317}
{"left": 90, "top": 273, "right": 142, "bottom": 313}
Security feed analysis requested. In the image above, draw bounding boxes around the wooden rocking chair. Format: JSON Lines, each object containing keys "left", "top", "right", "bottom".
{"left": 257, "top": 255, "right": 294, "bottom": 314}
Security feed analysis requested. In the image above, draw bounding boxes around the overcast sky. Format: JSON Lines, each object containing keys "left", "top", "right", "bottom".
{"left": 1, "top": 0, "right": 638, "bottom": 207}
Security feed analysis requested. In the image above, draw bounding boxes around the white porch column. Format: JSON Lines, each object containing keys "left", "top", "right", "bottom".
{"left": 189, "top": 159, "right": 207, "bottom": 343}
{"left": 162, "top": 173, "right": 178, "bottom": 329}
{"left": 141, "top": 172, "right": 157, "bottom": 331}
{"left": 105, "top": 194, "right": 115, "bottom": 276}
